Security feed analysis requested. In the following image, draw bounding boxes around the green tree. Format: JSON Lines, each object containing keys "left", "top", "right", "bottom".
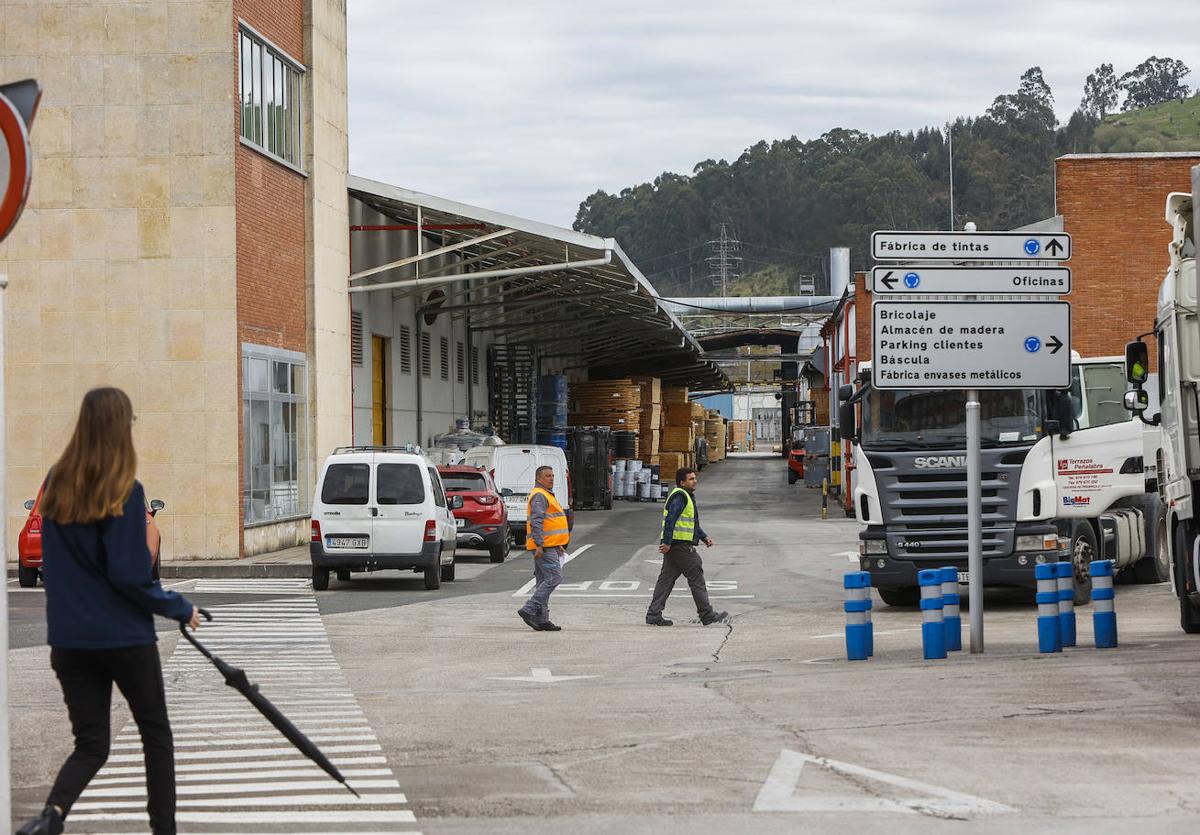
{"left": 1120, "top": 56, "right": 1192, "bottom": 110}
{"left": 1080, "top": 63, "right": 1120, "bottom": 118}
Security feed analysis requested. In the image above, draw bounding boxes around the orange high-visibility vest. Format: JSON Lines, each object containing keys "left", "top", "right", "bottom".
{"left": 526, "top": 486, "right": 569, "bottom": 550}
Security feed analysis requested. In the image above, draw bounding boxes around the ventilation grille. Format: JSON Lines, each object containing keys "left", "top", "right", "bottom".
{"left": 420, "top": 332, "right": 431, "bottom": 377}
{"left": 470, "top": 346, "right": 479, "bottom": 385}
{"left": 439, "top": 336, "right": 450, "bottom": 380}
{"left": 350, "top": 312, "right": 363, "bottom": 366}
{"left": 399, "top": 326, "right": 411, "bottom": 374}
{"left": 456, "top": 342, "right": 465, "bottom": 383}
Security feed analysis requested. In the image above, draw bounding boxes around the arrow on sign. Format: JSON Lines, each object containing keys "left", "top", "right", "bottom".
{"left": 879, "top": 271, "right": 898, "bottom": 291}
{"left": 1045, "top": 238, "right": 1064, "bottom": 256}
{"left": 486, "top": 668, "right": 598, "bottom": 684}
{"left": 1047, "top": 335, "right": 1063, "bottom": 354}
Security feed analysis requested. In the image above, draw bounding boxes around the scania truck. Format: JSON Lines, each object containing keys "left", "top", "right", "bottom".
{"left": 841, "top": 355, "right": 1165, "bottom": 606}
{"left": 1123, "top": 178, "right": 1200, "bottom": 633}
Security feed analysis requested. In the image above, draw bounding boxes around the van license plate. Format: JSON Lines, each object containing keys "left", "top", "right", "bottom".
{"left": 957, "top": 571, "right": 969, "bottom": 583}
{"left": 328, "top": 536, "right": 367, "bottom": 549}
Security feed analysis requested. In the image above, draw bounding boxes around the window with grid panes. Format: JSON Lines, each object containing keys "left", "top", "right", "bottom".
{"left": 243, "top": 345, "right": 308, "bottom": 525}
{"left": 239, "top": 25, "right": 304, "bottom": 170}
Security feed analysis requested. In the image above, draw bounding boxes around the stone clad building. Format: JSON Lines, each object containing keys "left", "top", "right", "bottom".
{"left": 0, "top": 0, "right": 350, "bottom": 559}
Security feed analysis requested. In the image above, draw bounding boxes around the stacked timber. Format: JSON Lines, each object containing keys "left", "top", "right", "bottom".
{"left": 704, "top": 414, "right": 727, "bottom": 462}
{"left": 633, "top": 376, "right": 662, "bottom": 466}
{"left": 568, "top": 380, "right": 642, "bottom": 434}
{"left": 729, "top": 420, "right": 754, "bottom": 452}
{"left": 660, "top": 385, "right": 695, "bottom": 472}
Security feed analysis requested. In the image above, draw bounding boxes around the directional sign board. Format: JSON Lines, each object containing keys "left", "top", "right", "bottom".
{"left": 872, "top": 231, "right": 1071, "bottom": 261}
{"left": 872, "top": 301, "right": 1070, "bottom": 390}
{"left": 870, "top": 266, "right": 1071, "bottom": 296}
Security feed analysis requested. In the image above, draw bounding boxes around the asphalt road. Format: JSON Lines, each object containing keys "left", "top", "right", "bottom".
{"left": 10, "top": 453, "right": 1200, "bottom": 833}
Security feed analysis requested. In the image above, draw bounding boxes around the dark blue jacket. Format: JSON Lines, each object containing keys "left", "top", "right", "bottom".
{"left": 42, "top": 480, "right": 194, "bottom": 649}
{"left": 661, "top": 488, "right": 707, "bottom": 545}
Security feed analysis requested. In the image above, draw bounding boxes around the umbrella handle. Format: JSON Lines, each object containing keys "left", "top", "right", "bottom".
{"left": 179, "top": 608, "right": 214, "bottom": 659}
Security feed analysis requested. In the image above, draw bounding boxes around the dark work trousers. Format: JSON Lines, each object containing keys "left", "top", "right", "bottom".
{"left": 647, "top": 542, "right": 714, "bottom": 619}
{"left": 519, "top": 547, "right": 564, "bottom": 624}
{"left": 47, "top": 644, "right": 176, "bottom": 834}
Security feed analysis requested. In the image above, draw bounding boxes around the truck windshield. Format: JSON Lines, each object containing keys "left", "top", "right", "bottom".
{"left": 860, "top": 387, "right": 1043, "bottom": 450}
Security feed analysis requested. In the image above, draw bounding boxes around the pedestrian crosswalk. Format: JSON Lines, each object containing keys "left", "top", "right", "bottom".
{"left": 64, "top": 594, "right": 420, "bottom": 834}
{"left": 191, "top": 578, "right": 314, "bottom": 595}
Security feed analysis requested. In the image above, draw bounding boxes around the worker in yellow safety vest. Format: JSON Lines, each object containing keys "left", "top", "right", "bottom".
{"left": 645, "top": 468, "right": 728, "bottom": 627}
{"left": 517, "top": 465, "right": 569, "bottom": 632}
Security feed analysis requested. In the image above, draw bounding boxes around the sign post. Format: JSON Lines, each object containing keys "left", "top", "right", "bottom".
{"left": 872, "top": 230, "right": 1071, "bottom": 654}
{"left": 0, "top": 78, "right": 40, "bottom": 824}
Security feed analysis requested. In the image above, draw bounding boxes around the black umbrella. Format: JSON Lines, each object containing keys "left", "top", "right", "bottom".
{"left": 179, "top": 609, "right": 361, "bottom": 798}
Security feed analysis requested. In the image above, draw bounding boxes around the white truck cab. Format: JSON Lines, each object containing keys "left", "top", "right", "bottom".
{"left": 309, "top": 445, "right": 459, "bottom": 591}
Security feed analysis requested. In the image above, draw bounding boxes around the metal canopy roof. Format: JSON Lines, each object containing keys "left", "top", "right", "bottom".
{"left": 347, "top": 176, "right": 724, "bottom": 388}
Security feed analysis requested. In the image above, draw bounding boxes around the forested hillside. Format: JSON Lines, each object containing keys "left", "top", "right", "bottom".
{"left": 574, "top": 60, "right": 1197, "bottom": 298}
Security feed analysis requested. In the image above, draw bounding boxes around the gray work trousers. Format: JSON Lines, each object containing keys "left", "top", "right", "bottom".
{"left": 519, "top": 546, "right": 564, "bottom": 624}
{"left": 647, "top": 542, "right": 713, "bottom": 619}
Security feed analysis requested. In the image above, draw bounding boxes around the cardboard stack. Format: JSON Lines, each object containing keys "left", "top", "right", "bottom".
{"left": 660, "top": 386, "right": 695, "bottom": 472}
{"left": 633, "top": 376, "right": 662, "bottom": 467}
{"left": 704, "top": 411, "right": 727, "bottom": 462}
{"left": 729, "top": 420, "right": 754, "bottom": 452}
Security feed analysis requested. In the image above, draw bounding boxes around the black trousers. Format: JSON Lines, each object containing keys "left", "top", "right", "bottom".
{"left": 647, "top": 542, "right": 714, "bottom": 619}
{"left": 48, "top": 644, "right": 176, "bottom": 834}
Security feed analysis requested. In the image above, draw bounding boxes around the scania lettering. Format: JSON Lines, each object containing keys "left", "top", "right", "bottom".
{"left": 1123, "top": 178, "right": 1200, "bottom": 634}
{"left": 842, "top": 357, "right": 1163, "bottom": 607}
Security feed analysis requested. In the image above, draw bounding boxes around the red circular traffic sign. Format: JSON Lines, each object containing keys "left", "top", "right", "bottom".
{"left": 0, "top": 90, "right": 33, "bottom": 244}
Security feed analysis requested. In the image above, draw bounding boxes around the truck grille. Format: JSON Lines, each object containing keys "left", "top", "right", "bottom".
{"left": 869, "top": 449, "right": 1027, "bottom": 561}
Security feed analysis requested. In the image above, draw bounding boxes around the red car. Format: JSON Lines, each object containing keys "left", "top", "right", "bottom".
{"left": 18, "top": 483, "right": 165, "bottom": 588}
{"left": 437, "top": 465, "right": 509, "bottom": 563}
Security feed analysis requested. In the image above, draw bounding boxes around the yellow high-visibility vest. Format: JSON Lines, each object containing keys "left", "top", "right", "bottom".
{"left": 526, "top": 486, "right": 569, "bottom": 550}
{"left": 662, "top": 487, "right": 697, "bottom": 543}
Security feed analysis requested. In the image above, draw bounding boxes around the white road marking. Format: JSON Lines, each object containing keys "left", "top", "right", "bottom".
{"left": 73, "top": 593, "right": 417, "bottom": 831}
{"left": 512, "top": 543, "right": 593, "bottom": 596}
{"left": 832, "top": 550, "right": 860, "bottom": 564}
{"left": 753, "top": 749, "right": 1013, "bottom": 816}
{"left": 486, "top": 667, "right": 599, "bottom": 684}
{"left": 193, "top": 578, "right": 314, "bottom": 594}
{"left": 554, "top": 594, "right": 755, "bottom": 599}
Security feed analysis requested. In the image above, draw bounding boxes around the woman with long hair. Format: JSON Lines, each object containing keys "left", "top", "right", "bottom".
{"left": 17, "top": 388, "right": 198, "bottom": 835}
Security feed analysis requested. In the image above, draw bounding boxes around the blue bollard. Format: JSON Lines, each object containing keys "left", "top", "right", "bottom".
{"left": 861, "top": 571, "right": 875, "bottom": 657}
{"left": 1055, "top": 561, "right": 1076, "bottom": 648}
{"left": 939, "top": 566, "right": 962, "bottom": 652}
{"left": 918, "top": 569, "right": 946, "bottom": 660}
{"left": 1035, "top": 563, "right": 1062, "bottom": 653}
{"left": 1091, "top": 560, "right": 1118, "bottom": 648}
{"left": 843, "top": 572, "right": 871, "bottom": 661}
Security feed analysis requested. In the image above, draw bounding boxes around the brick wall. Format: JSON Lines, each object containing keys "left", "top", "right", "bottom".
{"left": 234, "top": 0, "right": 309, "bottom": 552}
{"left": 1056, "top": 154, "right": 1200, "bottom": 369}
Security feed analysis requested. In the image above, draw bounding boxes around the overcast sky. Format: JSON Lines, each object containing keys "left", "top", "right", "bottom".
{"left": 347, "top": 1, "right": 1198, "bottom": 228}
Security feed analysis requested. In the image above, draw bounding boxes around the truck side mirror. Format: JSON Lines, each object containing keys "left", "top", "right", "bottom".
{"left": 838, "top": 384, "right": 854, "bottom": 403}
{"left": 1125, "top": 340, "right": 1150, "bottom": 385}
{"left": 1124, "top": 390, "right": 1149, "bottom": 413}
{"left": 838, "top": 401, "right": 857, "bottom": 443}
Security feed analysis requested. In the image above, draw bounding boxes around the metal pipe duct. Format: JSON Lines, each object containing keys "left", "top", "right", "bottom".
{"left": 830, "top": 247, "right": 851, "bottom": 300}
{"left": 659, "top": 296, "right": 839, "bottom": 315}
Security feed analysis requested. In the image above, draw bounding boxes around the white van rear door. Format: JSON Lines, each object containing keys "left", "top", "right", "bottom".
{"left": 496, "top": 448, "right": 539, "bottom": 522}
{"left": 373, "top": 460, "right": 429, "bottom": 555}
{"left": 540, "top": 448, "right": 570, "bottom": 509}
{"left": 316, "top": 458, "right": 374, "bottom": 552}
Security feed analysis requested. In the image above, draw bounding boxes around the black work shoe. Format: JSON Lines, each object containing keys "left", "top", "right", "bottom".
{"left": 517, "top": 609, "right": 541, "bottom": 632}
{"left": 539, "top": 621, "right": 562, "bottom": 631}
{"left": 646, "top": 615, "right": 673, "bottom": 626}
{"left": 700, "top": 610, "right": 729, "bottom": 625}
{"left": 17, "top": 806, "right": 64, "bottom": 835}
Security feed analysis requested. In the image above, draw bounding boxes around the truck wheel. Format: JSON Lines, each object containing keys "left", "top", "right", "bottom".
{"left": 441, "top": 558, "right": 456, "bottom": 582}
{"left": 17, "top": 565, "right": 37, "bottom": 588}
{"left": 312, "top": 567, "right": 330, "bottom": 591}
{"left": 1069, "top": 522, "right": 1096, "bottom": 605}
{"left": 877, "top": 586, "right": 920, "bottom": 607}
{"left": 1133, "top": 522, "right": 1171, "bottom": 584}
{"left": 1174, "top": 523, "right": 1200, "bottom": 633}
{"left": 787, "top": 469, "right": 798, "bottom": 485}
{"left": 423, "top": 563, "right": 441, "bottom": 590}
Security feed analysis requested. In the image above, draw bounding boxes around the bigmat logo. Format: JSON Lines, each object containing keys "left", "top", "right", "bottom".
{"left": 1062, "top": 495, "right": 1091, "bottom": 507}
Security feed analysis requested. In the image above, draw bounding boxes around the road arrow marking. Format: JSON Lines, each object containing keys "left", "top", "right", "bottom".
{"left": 1047, "top": 335, "right": 1063, "bottom": 354}
{"left": 753, "top": 750, "right": 1013, "bottom": 816}
{"left": 880, "top": 270, "right": 897, "bottom": 291}
{"left": 486, "top": 668, "right": 599, "bottom": 684}
{"left": 1045, "top": 237, "right": 1064, "bottom": 256}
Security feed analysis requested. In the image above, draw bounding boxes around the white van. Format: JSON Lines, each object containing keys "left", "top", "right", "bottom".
{"left": 464, "top": 444, "right": 571, "bottom": 546}
{"left": 310, "top": 446, "right": 459, "bottom": 591}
